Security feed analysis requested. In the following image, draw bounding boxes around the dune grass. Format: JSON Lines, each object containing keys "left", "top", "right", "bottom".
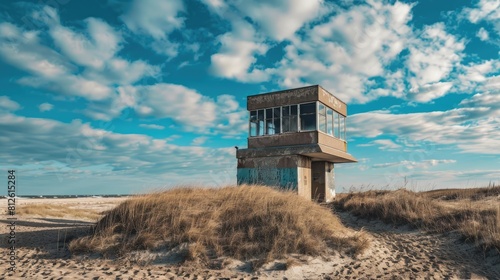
{"left": 16, "top": 204, "right": 100, "bottom": 220}
{"left": 423, "top": 183, "right": 500, "bottom": 201}
{"left": 69, "top": 185, "right": 368, "bottom": 265}
{"left": 333, "top": 186, "right": 500, "bottom": 252}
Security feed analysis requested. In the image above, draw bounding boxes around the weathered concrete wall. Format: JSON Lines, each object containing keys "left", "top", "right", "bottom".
{"left": 236, "top": 155, "right": 313, "bottom": 198}
{"left": 247, "top": 85, "right": 318, "bottom": 110}
{"left": 247, "top": 85, "right": 347, "bottom": 116}
{"left": 249, "top": 132, "right": 347, "bottom": 152}
{"left": 325, "top": 162, "right": 335, "bottom": 202}
{"left": 237, "top": 167, "right": 298, "bottom": 190}
{"left": 310, "top": 161, "right": 336, "bottom": 202}
{"left": 317, "top": 132, "right": 347, "bottom": 152}
{"left": 248, "top": 131, "right": 317, "bottom": 148}
{"left": 318, "top": 86, "right": 347, "bottom": 116}
{"left": 297, "top": 165, "right": 312, "bottom": 199}
{"left": 237, "top": 155, "right": 310, "bottom": 168}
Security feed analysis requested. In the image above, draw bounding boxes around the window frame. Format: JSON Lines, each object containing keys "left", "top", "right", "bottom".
{"left": 248, "top": 101, "right": 346, "bottom": 139}
{"left": 299, "top": 101, "right": 317, "bottom": 132}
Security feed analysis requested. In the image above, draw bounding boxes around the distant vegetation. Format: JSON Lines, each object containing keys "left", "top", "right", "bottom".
{"left": 334, "top": 184, "right": 500, "bottom": 253}
{"left": 16, "top": 204, "right": 100, "bottom": 220}
{"left": 69, "top": 185, "right": 368, "bottom": 266}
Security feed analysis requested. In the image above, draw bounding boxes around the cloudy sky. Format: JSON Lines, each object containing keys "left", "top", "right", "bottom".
{"left": 0, "top": 0, "right": 498, "bottom": 195}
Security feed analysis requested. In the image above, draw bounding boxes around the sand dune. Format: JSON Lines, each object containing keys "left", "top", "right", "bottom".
{"left": 1, "top": 195, "right": 499, "bottom": 279}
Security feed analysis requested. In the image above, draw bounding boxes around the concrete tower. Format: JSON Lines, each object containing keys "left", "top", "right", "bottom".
{"left": 236, "top": 85, "right": 357, "bottom": 202}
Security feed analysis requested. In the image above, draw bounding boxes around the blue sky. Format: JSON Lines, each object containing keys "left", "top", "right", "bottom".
{"left": 0, "top": 0, "right": 498, "bottom": 195}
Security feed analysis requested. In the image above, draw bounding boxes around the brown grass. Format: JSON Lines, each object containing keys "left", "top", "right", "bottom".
{"left": 334, "top": 186, "right": 500, "bottom": 252}
{"left": 69, "top": 185, "right": 368, "bottom": 265}
{"left": 423, "top": 183, "right": 500, "bottom": 201}
{"left": 17, "top": 204, "right": 100, "bottom": 220}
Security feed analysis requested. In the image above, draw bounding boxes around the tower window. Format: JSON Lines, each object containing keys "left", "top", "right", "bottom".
{"left": 300, "top": 102, "right": 316, "bottom": 131}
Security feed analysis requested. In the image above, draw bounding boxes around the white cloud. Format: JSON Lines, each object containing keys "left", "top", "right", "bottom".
{"left": 50, "top": 17, "right": 122, "bottom": 69}
{"left": 85, "top": 58, "right": 160, "bottom": 86}
{"left": 46, "top": 13, "right": 160, "bottom": 85}
{"left": 111, "top": 84, "right": 247, "bottom": 134}
{"left": 350, "top": 91, "right": 500, "bottom": 154}
{"left": 139, "top": 124, "right": 165, "bottom": 130}
{"left": 373, "top": 139, "right": 401, "bottom": 150}
{"left": 463, "top": 0, "right": 500, "bottom": 26}
{"left": 232, "top": 0, "right": 323, "bottom": 41}
{"left": 476, "top": 27, "right": 490, "bottom": 41}
{"left": 0, "top": 9, "right": 160, "bottom": 108}
{"left": 0, "top": 21, "right": 110, "bottom": 101}
{"left": 18, "top": 75, "right": 113, "bottom": 101}
{"left": 191, "top": 136, "right": 208, "bottom": 145}
{"left": 373, "top": 159, "right": 456, "bottom": 169}
{"left": 0, "top": 96, "right": 20, "bottom": 111}
{"left": 407, "top": 82, "right": 453, "bottom": 102}
{"left": 204, "top": 0, "right": 323, "bottom": 82}
{"left": 0, "top": 111, "right": 236, "bottom": 185}
{"left": 204, "top": 1, "right": 468, "bottom": 104}
{"left": 121, "top": 0, "right": 184, "bottom": 57}
{"left": 210, "top": 19, "right": 270, "bottom": 82}
{"left": 0, "top": 22, "right": 73, "bottom": 78}
{"left": 121, "top": 0, "right": 184, "bottom": 40}
{"left": 130, "top": 84, "right": 217, "bottom": 128}
{"left": 271, "top": 1, "right": 413, "bottom": 103}
{"left": 38, "top": 102, "right": 53, "bottom": 112}
{"left": 457, "top": 60, "right": 500, "bottom": 95}
{"left": 406, "top": 23, "right": 464, "bottom": 101}
{"left": 202, "top": 0, "right": 323, "bottom": 41}
{"left": 461, "top": 0, "right": 500, "bottom": 50}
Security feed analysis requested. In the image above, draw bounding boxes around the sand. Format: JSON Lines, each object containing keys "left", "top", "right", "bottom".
{"left": 1, "top": 197, "right": 500, "bottom": 279}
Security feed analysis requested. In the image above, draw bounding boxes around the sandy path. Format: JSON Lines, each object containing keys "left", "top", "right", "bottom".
{"left": 333, "top": 210, "right": 500, "bottom": 280}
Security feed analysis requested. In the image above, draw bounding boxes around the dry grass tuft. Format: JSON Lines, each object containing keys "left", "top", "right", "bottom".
{"left": 423, "top": 183, "right": 500, "bottom": 201}
{"left": 334, "top": 186, "right": 500, "bottom": 252}
{"left": 17, "top": 204, "right": 100, "bottom": 220}
{"left": 69, "top": 185, "right": 367, "bottom": 265}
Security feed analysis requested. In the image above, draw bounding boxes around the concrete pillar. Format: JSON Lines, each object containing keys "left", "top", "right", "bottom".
{"left": 325, "top": 162, "right": 335, "bottom": 202}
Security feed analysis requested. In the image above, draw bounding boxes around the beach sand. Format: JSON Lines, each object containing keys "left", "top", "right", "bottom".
{"left": 1, "top": 197, "right": 499, "bottom": 279}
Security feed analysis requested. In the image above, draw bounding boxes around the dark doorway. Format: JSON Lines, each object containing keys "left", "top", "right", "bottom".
{"left": 311, "top": 161, "right": 326, "bottom": 202}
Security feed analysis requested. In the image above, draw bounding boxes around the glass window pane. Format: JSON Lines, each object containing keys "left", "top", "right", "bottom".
{"left": 273, "top": 108, "right": 281, "bottom": 134}
{"left": 299, "top": 102, "right": 317, "bottom": 131}
{"left": 282, "top": 117, "right": 290, "bottom": 133}
{"left": 250, "top": 111, "right": 257, "bottom": 137}
{"left": 257, "top": 109, "right": 264, "bottom": 120}
{"left": 250, "top": 123, "right": 257, "bottom": 136}
{"left": 265, "top": 108, "right": 273, "bottom": 135}
{"left": 334, "top": 112, "right": 340, "bottom": 138}
{"left": 319, "top": 113, "right": 326, "bottom": 133}
{"left": 290, "top": 105, "right": 298, "bottom": 132}
{"left": 290, "top": 115, "right": 298, "bottom": 132}
{"left": 266, "top": 108, "right": 272, "bottom": 118}
{"left": 258, "top": 110, "right": 264, "bottom": 136}
{"left": 318, "top": 103, "right": 326, "bottom": 133}
{"left": 266, "top": 121, "right": 275, "bottom": 135}
{"left": 273, "top": 116, "right": 281, "bottom": 134}
{"left": 274, "top": 107, "right": 281, "bottom": 118}
{"left": 300, "top": 103, "right": 315, "bottom": 114}
{"left": 318, "top": 103, "right": 326, "bottom": 115}
{"left": 341, "top": 116, "right": 346, "bottom": 140}
{"left": 327, "top": 109, "right": 333, "bottom": 135}
{"left": 282, "top": 106, "right": 290, "bottom": 116}
{"left": 301, "top": 114, "right": 316, "bottom": 131}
